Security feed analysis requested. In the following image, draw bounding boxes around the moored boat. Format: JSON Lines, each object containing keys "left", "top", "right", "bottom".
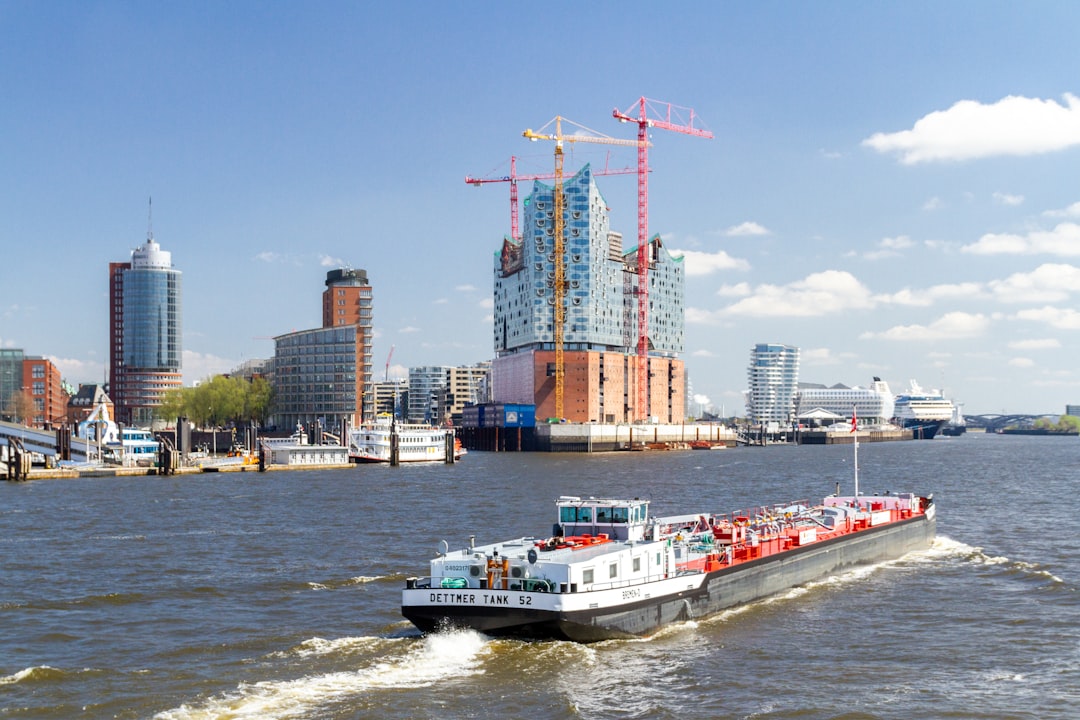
{"left": 348, "top": 417, "right": 465, "bottom": 463}
{"left": 402, "top": 489, "right": 935, "bottom": 642}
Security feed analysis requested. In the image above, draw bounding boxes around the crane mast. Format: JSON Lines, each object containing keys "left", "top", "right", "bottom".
{"left": 613, "top": 97, "right": 712, "bottom": 422}
{"left": 466, "top": 155, "right": 638, "bottom": 241}
{"left": 523, "top": 117, "right": 642, "bottom": 419}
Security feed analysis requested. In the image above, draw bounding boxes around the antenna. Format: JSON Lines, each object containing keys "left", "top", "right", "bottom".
{"left": 147, "top": 196, "right": 154, "bottom": 242}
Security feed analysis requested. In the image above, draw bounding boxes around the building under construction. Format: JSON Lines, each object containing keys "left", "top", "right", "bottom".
{"left": 491, "top": 164, "right": 685, "bottom": 423}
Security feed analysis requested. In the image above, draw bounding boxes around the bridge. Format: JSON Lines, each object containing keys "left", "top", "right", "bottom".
{"left": 0, "top": 420, "right": 92, "bottom": 463}
{"left": 964, "top": 414, "right": 1059, "bottom": 432}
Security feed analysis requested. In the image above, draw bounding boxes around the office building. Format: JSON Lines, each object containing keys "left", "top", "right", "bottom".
{"left": 109, "top": 234, "right": 182, "bottom": 426}
{"left": 746, "top": 344, "right": 800, "bottom": 427}
{"left": 490, "top": 165, "right": 686, "bottom": 422}
{"left": 271, "top": 268, "right": 373, "bottom": 429}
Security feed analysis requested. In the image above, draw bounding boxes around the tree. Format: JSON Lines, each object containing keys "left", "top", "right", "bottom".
{"left": 154, "top": 375, "right": 273, "bottom": 428}
{"left": 3, "top": 389, "right": 36, "bottom": 425}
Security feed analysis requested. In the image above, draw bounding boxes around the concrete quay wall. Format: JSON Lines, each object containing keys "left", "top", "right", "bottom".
{"left": 538, "top": 423, "right": 737, "bottom": 453}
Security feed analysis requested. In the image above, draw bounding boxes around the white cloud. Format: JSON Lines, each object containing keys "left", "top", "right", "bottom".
{"left": 989, "top": 263, "right": 1080, "bottom": 303}
{"left": 479, "top": 298, "right": 494, "bottom": 309}
{"left": 1044, "top": 201, "right": 1080, "bottom": 218}
{"left": 875, "top": 282, "right": 984, "bottom": 307}
{"left": 182, "top": 350, "right": 236, "bottom": 384}
{"left": 670, "top": 249, "right": 751, "bottom": 276}
{"left": 456, "top": 284, "right": 477, "bottom": 292}
{"left": 433, "top": 298, "right": 448, "bottom": 305}
{"left": 1015, "top": 306, "right": 1080, "bottom": 329}
{"left": 993, "top": 192, "right": 1024, "bottom": 206}
{"left": 716, "top": 270, "right": 873, "bottom": 318}
{"left": 255, "top": 251, "right": 282, "bottom": 263}
{"left": 1008, "top": 338, "right": 1061, "bottom": 350}
{"left": 861, "top": 311, "right": 990, "bottom": 341}
{"left": 863, "top": 94, "right": 1080, "bottom": 164}
{"left": 962, "top": 223, "right": 1080, "bottom": 256}
{"left": 724, "top": 221, "right": 770, "bottom": 237}
{"left": 399, "top": 326, "right": 421, "bottom": 334}
{"left": 47, "top": 356, "right": 106, "bottom": 385}
{"left": 801, "top": 347, "right": 843, "bottom": 366}
{"left": 1008, "top": 357, "right": 1035, "bottom": 368}
{"left": 318, "top": 254, "right": 344, "bottom": 267}
{"left": 864, "top": 235, "right": 914, "bottom": 260}
{"left": 691, "top": 349, "right": 715, "bottom": 357}
{"left": 715, "top": 282, "right": 751, "bottom": 297}
{"left": 922, "top": 197, "right": 945, "bottom": 211}
{"left": 692, "top": 393, "right": 711, "bottom": 405}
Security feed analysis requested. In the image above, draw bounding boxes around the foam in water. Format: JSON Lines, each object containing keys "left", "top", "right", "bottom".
{"left": 0, "top": 666, "right": 67, "bottom": 685}
{"left": 155, "top": 629, "right": 489, "bottom": 719}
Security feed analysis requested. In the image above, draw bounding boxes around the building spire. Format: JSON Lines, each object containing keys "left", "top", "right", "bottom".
{"left": 147, "top": 196, "right": 154, "bottom": 243}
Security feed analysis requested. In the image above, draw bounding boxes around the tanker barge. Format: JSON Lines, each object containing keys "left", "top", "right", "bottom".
{"left": 402, "top": 489, "right": 936, "bottom": 642}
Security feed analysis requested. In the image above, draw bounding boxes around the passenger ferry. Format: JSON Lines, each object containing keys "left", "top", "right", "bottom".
{"left": 104, "top": 428, "right": 161, "bottom": 467}
{"left": 402, "top": 490, "right": 935, "bottom": 642}
{"left": 348, "top": 417, "right": 465, "bottom": 463}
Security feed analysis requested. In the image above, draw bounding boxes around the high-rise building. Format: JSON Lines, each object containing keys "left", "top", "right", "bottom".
{"left": 491, "top": 165, "right": 686, "bottom": 422}
{"left": 271, "top": 268, "right": 373, "bottom": 429}
{"left": 109, "top": 235, "right": 182, "bottom": 427}
{"left": 746, "top": 344, "right": 800, "bottom": 426}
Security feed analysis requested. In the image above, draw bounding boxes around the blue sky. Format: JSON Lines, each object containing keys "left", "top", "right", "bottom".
{"left": 3, "top": 2, "right": 1080, "bottom": 416}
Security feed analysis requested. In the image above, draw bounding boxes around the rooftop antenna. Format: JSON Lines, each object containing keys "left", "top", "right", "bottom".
{"left": 147, "top": 196, "right": 154, "bottom": 242}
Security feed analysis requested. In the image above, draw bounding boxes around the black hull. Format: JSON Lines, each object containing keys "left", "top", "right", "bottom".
{"left": 899, "top": 419, "right": 944, "bottom": 440}
{"left": 403, "top": 512, "right": 936, "bottom": 642}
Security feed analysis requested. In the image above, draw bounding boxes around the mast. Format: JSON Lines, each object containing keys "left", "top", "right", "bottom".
{"left": 851, "top": 404, "right": 859, "bottom": 501}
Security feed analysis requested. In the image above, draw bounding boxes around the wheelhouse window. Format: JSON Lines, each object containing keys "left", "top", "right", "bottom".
{"left": 582, "top": 569, "right": 594, "bottom": 584}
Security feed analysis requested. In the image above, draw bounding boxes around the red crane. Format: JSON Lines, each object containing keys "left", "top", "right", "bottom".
{"left": 466, "top": 154, "right": 637, "bottom": 241}
{"left": 613, "top": 97, "right": 713, "bottom": 422}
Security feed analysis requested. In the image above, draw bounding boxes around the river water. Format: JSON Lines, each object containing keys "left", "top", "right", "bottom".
{"left": 2, "top": 435, "right": 1077, "bottom": 719}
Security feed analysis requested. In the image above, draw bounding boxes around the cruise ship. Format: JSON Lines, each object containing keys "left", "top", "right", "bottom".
{"left": 796, "top": 377, "right": 894, "bottom": 426}
{"left": 892, "top": 381, "right": 954, "bottom": 440}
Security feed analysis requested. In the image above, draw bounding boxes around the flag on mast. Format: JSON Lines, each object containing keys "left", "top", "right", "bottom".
{"left": 850, "top": 406, "right": 857, "bottom": 433}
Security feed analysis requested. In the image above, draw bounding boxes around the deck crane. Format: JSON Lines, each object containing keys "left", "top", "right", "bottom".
{"left": 613, "top": 97, "right": 712, "bottom": 422}
{"left": 523, "top": 116, "right": 644, "bottom": 420}
{"left": 465, "top": 155, "right": 638, "bottom": 241}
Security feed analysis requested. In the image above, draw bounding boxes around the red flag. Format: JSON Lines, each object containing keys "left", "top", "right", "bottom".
{"left": 850, "top": 406, "right": 857, "bottom": 433}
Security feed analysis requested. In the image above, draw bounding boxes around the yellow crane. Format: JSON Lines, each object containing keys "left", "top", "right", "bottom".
{"left": 523, "top": 117, "right": 646, "bottom": 419}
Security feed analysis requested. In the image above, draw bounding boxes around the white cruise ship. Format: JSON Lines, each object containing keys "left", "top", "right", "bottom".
{"left": 796, "top": 377, "right": 894, "bottom": 426}
{"left": 892, "top": 380, "right": 954, "bottom": 440}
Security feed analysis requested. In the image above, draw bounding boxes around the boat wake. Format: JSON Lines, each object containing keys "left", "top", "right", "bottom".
{"left": 154, "top": 629, "right": 489, "bottom": 719}
{"left": 923, "top": 535, "right": 1065, "bottom": 584}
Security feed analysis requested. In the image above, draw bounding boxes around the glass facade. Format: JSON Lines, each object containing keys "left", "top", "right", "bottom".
{"left": 111, "top": 238, "right": 182, "bottom": 427}
{"left": 273, "top": 326, "right": 362, "bottom": 430}
{"left": 493, "top": 164, "right": 684, "bottom": 357}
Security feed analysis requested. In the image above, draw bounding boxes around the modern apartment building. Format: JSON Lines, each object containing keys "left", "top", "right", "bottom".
{"left": 271, "top": 268, "right": 373, "bottom": 429}
{"left": 108, "top": 235, "right": 182, "bottom": 426}
{"left": 745, "top": 343, "right": 800, "bottom": 427}
{"left": 490, "top": 165, "right": 686, "bottom": 422}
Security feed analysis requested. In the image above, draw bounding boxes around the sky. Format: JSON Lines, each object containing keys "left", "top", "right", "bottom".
{"left": 2, "top": 2, "right": 1080, "bottom": 417}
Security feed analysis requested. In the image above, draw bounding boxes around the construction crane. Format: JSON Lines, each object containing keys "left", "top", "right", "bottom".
{"left": 465, "top": 155, "right": 638, "bottom": 241}
{"left": 384, "top": 344, "right": 395, "bottom": 382}
{"left": 523, "top": 116, "right": 644, "bottom": 420}
{"left": 613, "top": 97, "right": 713, "bottom": 422}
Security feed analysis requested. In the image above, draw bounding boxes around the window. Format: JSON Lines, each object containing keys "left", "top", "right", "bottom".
{"left": 633, "top": 557, "right": 641, "bottom": 572}
{"left": 582, "top": 569, "right": 594, "bottom": 584}
{"left": 609, "top": 564, "right": 618, "bottom": 579}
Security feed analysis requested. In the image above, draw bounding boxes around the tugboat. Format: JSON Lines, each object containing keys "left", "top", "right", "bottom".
{"left": 402, "top": 490, "right": 935, "bottom": 642}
